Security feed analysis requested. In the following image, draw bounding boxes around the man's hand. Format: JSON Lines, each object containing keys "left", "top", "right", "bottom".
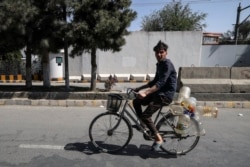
{"left": 137, "top": 91, "right": 147, "bottom": 99}
{"left": 134, "top": 88, "right": 140, "bottom": 92}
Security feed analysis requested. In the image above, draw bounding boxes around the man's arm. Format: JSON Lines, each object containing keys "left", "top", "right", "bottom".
{"left": 135, "top": 84, "right": 150, "bottom": 92}
{"left": 137, "top": 85, "right": 159, "bottom": 99}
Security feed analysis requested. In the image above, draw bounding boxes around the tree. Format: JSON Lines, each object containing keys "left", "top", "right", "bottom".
{"left": 239, "top": 20, "right": 250, "bottom": 40}
{"left": 141, "top": 0, "right": 207, "bottom": 31}
{"left": 0, "top": 0, "right": 66, "bottom": 88}
{"left": 221, "top": 20, "right": 250, "bottom": 44}
{"left": 0, "top": 0, "right": 136, "bottom": 91}
{"left": 70, "top": 0, "right": 136, "bottom": 91}
{"left": 0, "top": 0, "right": 38, "bottom": 88}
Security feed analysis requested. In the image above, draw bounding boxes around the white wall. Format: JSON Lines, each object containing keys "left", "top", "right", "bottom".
{"left": 201, "top": 45, "right": 250, "bottom": 67}
{"left": 67, "top": 31, "right": 250, "bottom": 78}
{"left": 73, "top": 31, "right": 203, "bottom": 76}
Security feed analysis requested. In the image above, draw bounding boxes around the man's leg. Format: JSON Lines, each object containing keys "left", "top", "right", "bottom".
{"left": 140, "top": 100, "right": 162, "bottom": 134}
{"left": 133, "top": 95, "right": 153, "bottom": 129}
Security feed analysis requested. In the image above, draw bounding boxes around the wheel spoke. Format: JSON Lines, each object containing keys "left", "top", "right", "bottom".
{"left": 89, "top": 113, "right": 132, "bottom": 153}
{"left": 157, "top": 114, "right": 200, "bottom": 155}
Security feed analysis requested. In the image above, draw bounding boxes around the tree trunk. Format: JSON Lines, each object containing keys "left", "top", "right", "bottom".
{"left": 90, "top": 48, "right": 97, "bottom": 91}
{"left": 64, "top": 39, "right": 70, "bottom": 91}
{"left": 25, "top": 46, "right": 32, "bottom": 89}
{"left": 63, "top": 5, "right": 70, "bottom": 91}
{"left": 42, "top": 48, "right": 50, "bottom": 88}
{"left": 25, "top": 30, "right": 33, "bottom": 89}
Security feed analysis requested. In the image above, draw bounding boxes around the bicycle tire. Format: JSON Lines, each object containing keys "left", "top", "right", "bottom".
{"left": 89, "top": 112, "right": 133, "bottom": 153}
{"left": 156, "top": 113, "right": 200, "bottom": 155}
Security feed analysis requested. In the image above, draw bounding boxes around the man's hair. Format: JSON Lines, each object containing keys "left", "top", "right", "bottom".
{"left": 153, "top": 40, "right": 168, "bottom": 52}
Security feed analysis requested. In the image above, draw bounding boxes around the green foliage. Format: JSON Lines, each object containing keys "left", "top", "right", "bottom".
{"left": 0, "top": 50, "right": 22, "bottom": 62}
{"left": 0, "top": 0, "right": 136, "bottom": 56}
{"left": 0, "top": 0, "right": 68, "bottom": 55}
{"left": 70, "top": 0, "right": 137, "bottom": 55}
{"left": 141, "top": 0, "right": 207, "bottom": 31}
{"left": 239, "top": 20, "right": 250, "bottom": 40}
{"left": 221, "top": 21, "right": 250, "bottom": 44}
{"left": 0, "top": 0, "right": 37, "bottom": 54}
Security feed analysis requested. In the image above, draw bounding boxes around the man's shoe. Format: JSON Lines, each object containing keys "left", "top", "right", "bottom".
{"left": 151, "top": 142, "right": 162, "bottom": 151}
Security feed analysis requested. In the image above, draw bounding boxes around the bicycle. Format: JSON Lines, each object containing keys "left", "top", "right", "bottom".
{"left": 89, "top": 88, "right": 202, "bottom": 155}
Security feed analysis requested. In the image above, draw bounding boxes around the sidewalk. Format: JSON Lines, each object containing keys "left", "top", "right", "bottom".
{"left": 0, "top": 82, "right": 250, "bottom": 108}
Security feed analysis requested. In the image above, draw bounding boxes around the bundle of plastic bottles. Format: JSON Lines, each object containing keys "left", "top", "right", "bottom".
{"left": 174, "top": 86, "right": 219, "bottom": 118}
{"left": 169, "top": 86, "right": 219, "bottom": 136}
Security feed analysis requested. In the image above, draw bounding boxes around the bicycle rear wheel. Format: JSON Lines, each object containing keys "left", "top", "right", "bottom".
{"left": 156, "top": 113, "right": 200, "bottom": 155}
{"left": 89, "top": 112, "right": 133, "bottom": 153}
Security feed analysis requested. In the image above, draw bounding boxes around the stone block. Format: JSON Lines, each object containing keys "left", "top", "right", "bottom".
{"left": 97, "top": 74, "right": 112, "bottom": 82}
{"left": 114, "top": 74, "right": 130, "bottom": 82}
{"left": 146, "top": 74, "right": 155, "bottom": 81}
{"left": 130, "top": 74, "right": 147, "bottom": 81}
{"left": 81, "top": 74, "right": 91, "bottom": 82}
{"left": 231, "top": 67, "right": 250, "bottom": 93}
{"left": 178, "top": 67, "right": 231, "bottom": 93}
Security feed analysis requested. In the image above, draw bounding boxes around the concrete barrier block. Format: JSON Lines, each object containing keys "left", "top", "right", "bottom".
{"left": 81, "top": 74, "right": 91, "bottom": 82}
{"left": 130, "top": 74, "right": 147, "bottom": 81}
{"left": 69, "top": 76, "right": 81, "bottom": 82}
{"left": 97, "top": 74, "right": 112, "bottom": 82}
{"left": 231, "top": 80, "right": 250, "bottom": 93}
{"left": 242, "top": 101, "right": 250, "bottom": 108}
{"left": 0, "top": 99, "right": 5, "bottom": 105}
{"left": 146, "top": 74, "right": 155, "bottom": 81}
{"left": 181, "top": 79, "right": 232, "bottom": 93}
{"left": 231, "top": 67, "right": 250, "bottom": 93}
{"left": 50, "top": 100, "right": 59, "bottom": 106}
{"left": 114, "top": 74, "right": 130, "bottom": 82}
{"left": 179, "top": 67, "right": 231, "bottom": 79}
{"left": 231, "top": 67, "right": 250, "bottom": 79}
{"left": 178, "top": 67, "right": 232, "bottom": 93}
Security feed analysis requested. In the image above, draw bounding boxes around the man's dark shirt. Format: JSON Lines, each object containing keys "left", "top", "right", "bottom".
{"left": 148, "top": 58, "right": 177, "bottom": 101}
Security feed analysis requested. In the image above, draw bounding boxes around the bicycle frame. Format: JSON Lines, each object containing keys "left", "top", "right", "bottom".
{"left": 113, "top": 95, "right": 171, "bottom": 134}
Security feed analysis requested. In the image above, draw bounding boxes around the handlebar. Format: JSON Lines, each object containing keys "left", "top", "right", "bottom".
{"left": 125, "top": 88, "right": 138, "bottom": 99}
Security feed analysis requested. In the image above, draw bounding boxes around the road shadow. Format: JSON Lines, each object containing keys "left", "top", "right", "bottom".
{"left": 64, "top": 142, "right": 178, "bottom": 159}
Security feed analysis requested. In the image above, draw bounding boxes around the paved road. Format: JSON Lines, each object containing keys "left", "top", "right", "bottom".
{"left": 0, "top": 106, "right": 249, "bottom": 167}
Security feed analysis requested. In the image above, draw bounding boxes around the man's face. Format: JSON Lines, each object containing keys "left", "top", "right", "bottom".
{"left": 155, "top": 49, "right": 167, "bottom": 62}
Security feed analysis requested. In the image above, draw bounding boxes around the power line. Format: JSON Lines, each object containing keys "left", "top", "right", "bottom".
{"left": 132, "top": 0, "right": 242, "bottom": 7}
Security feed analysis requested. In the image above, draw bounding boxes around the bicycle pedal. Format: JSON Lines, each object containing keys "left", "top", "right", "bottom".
{"left": 132, "top": 125, "right": 141, "bottom": 131}
{"left": 143, "top": 131, "right": 154, "bottom": 141}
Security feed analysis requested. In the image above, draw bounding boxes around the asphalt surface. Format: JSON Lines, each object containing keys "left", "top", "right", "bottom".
{"left": 0, "top": 106, "right": 250, "bottom": 167}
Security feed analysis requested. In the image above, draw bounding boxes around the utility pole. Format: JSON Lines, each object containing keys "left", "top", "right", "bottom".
{"left": 234, "top": 3, "right": 250, "bottom": 44}
{"left": 234, "top": 3, "right": 241, "bottom": 44}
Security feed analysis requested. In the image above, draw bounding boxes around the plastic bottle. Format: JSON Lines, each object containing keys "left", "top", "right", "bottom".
{"left": 170, "top": 104, "right": 185, "bottom": 115}
{"left": 181, "top": 97, "right": 197, "bottom": 113}
{"left": 193, "top": 112, "right": 206, "bottom": 136}
{"left": 177, "top": 86, "right": 191, "bottom": 103}
{"left": 196, "top": 106, "right": 219, "bottom": 118}
{"left": 175, "top": 113, "right": 190, "bottom": 135}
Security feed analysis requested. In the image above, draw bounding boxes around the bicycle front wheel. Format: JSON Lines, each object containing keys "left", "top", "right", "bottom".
{"left": 89, "top": 112, "right": 133, "bottom": 153}
{"left": 156, "top": 113, "right": 200, "bottom": 155}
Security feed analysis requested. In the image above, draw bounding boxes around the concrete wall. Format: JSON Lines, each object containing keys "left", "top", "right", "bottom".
{"left": 201, "top": 45, "right": 250, "bottom": 67}
{"left": 70, "top": 31, "right": 203, "bottom": 76}
{"left": 68, "top": 31, "right": 250, "bottom": 79}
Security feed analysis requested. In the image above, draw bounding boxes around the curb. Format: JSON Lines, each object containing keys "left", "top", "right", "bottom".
{"left": 0, "top": 99, "right": 250, "bottom": 108}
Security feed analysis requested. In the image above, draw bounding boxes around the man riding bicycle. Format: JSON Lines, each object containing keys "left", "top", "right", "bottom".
{"left": 133, "top": 40, "right": 177, "bottom": 151}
